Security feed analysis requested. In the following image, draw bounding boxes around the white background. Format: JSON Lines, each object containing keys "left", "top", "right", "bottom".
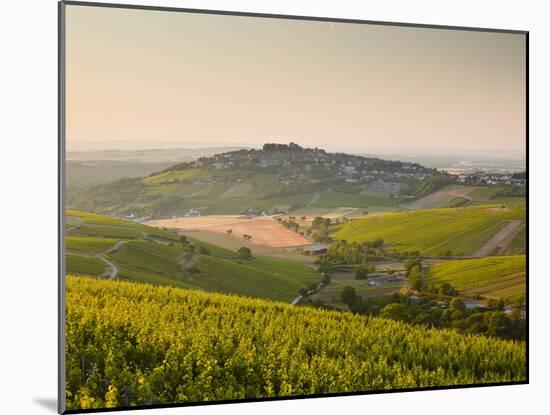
{"left": 0, "top": 0, "right": 546, "bottom": 414}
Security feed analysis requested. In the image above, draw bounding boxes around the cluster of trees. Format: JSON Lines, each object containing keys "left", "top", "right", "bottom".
{"left": 404, "top": 257, "right": 423, "bottom": 291}
{"left": 404, "top": 257, "right": 458, "bottom": 296}
{"left": 237, "top": 246, "right": 253, "bottom": 260}
{"left": 262, "top": 142, "right": 304, "bottom": 152}
{"left": 330, "top": 287, "right": 525, "bottom": 341}
{"left": 279, "top": 217, "right": 300, "bottom": 233}
{"left": 316, "top": 239, "right": 385, "bottom": 269}
{"left": 512, "top": 171, "right": 526, "bottom": 180}
{"left": 306, "top": 216, "right": 332, "bottom": 243}
{"left": 355, "top": 263, "right": 375, "bottom": 280}
{"left": 312, "top": 217, "right": 331, "bottom": 230}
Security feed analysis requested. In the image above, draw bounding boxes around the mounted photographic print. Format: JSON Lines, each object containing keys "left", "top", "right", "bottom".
{"left": 59, "top": 1, "right": 528, "bottom": 413}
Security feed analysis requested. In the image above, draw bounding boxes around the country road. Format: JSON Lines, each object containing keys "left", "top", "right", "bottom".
{"left": 97, "top": 241, "right": 125, "bottom": 279}
{"left": 472, "top": 220, "right": 523, "bottom": 257}
{"left": 290, "top": 281, "right": 324, "bottom": 305}
{"left": 98, "top": 254, "right": 119, "bottom": 279}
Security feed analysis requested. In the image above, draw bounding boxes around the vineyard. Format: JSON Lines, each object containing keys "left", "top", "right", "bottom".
{"left": 65, "top": 211, "right": 319, "bottom": 301}
{"left": 426, "top": 255, "right": 526, "bottom": 302}
{"left": 66, "top": 276, "right": 526, "bottom": 410}
{"left": 331, "top": 206, "right": 526, "bottom": 256}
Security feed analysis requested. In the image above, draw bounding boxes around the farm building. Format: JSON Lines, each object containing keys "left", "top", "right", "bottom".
{"left": 302, "top": 245, "right": 327, "bottom": 255}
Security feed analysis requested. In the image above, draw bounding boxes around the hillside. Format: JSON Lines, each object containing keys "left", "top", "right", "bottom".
{"left": 66, "top": 275, "right": 526, "bottom": 410}
{"left": 426, "top": 256, "right": 526, "bottom": 302}
{"left": 66, "top": 210, "right": 319, "bottom": 302}
{"left": 67, "top": 144, "right": 435, "bottom": 218}
{"left": 331, "top": 206, "right": 526, "bottom": 256}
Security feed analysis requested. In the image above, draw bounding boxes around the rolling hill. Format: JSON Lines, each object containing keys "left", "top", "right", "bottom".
{"left": 67, "top": 145, "right": 434, "bottom": 218}
{"left": 65, "top": 275, "right": 526, "bottom": 410}
{"left": 65, "top": 211, "right": 319, "bottom": 302}
{"left": 426, "top": 256, "right": 526, "bottom": 302}
{"left": 331, "top": 206, "right": 526, "bottom": 256}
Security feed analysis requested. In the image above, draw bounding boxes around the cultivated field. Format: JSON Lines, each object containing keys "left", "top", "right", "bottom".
{"left": 220, "top": 181, "right": 254, "bottom": 199}
{"left": 287, "top": 207, "right": 360, "bottom": 221}
{"left": 65, "top": 211, "right": 319, "bottom": 302}
{"left": 426, "top": 255, "right": 526, "bottom": 302}
{"left": 65, "top": 275, "right": 526, "bottom": 410}
{"left": 146, "top": 215, "right": 310, "bottom": 248}
{"left": 66, "top": 253, "right": 106, "bottom": 276}
{"left": 311, "top": 277, "right": 403, "bottom": 304}
{"left": 403, "top": 185, "right": 475, "bottom": 209}
{"left": 331, "top": 206, "right": 526, "bottom": 256}
{"left": 309, "top": 189, "right": 399, "bottom": 209}
{"left": 473, "top": 220, "right": 523, "bottom": 257}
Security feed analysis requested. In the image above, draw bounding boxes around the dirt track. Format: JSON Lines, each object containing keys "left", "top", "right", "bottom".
{"left": 97, "top": 240, "right": 125, "bottom": 279}
{"left": 472, "top": 220, "right": 523, "bottom": 257}
{"left": 403, "top": 185, "right": 473, "bottom": 210}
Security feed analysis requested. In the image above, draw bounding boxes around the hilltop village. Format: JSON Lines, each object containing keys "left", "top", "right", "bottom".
{"left": 163, "top": 142, "right": 525, "bottom": 196}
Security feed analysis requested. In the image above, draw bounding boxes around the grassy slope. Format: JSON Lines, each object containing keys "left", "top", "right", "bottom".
{"left": 66, "top": 236, "right": 118, "bottom": 254}
{"left": 66, "top": 254, "right": 106, "bottom": 276}
{"left": 332, "top": 206, "right": 525, "bottom": 256}
{"left": 69, "top": 163, "right": 402, "bottom": 216}
{"left": 426, "top": 256, "right": 526, "bottom": 301}
{"left": 142, "top": 168, "right": 209, "bottom": 184}
{"left": 67, "top": 210, "right": 181, "bottom": 241}
{"left": 311, "top": 190, "right": 398, "bottom": 208}
{"left": 66, "top": 211, "right": 319, "bottom": 302}
{"left": 192, "top": 255, "right": 319, "bottom": 302}
{"left": 66, "top": 275, "right": 526, "bottom": 410}
{"left": 190, "top": 238, "right": 319, "bottom": 301}
{"left": 503, "top": 222, "right": 526, "bottom": 255}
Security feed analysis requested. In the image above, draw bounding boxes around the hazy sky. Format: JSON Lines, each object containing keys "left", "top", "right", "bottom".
{"left": 66, "top": 5, "right": 526, "bottom": 156}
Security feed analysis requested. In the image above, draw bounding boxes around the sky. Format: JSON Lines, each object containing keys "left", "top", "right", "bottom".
{"left": 65, "top": 4, "right": 526, "bottom": 157}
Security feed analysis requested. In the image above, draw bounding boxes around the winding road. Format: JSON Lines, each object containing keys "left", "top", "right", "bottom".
{"left": 97, "top": 241, "right": 125, "bottom": 279}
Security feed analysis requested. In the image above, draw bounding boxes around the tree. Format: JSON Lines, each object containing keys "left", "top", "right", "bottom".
{"left": 340, "top": 286, "right": 358, "bottom": 306}
{"left": 404, "top": 257, "right": 422, "bottom": 277}
{"left": 372, "top": 238, "right": 384, "bottom": 248}
{"left": 450, "top": 298, "right": 466, "bottom": 313}
{"left": 449, "top": 298, "right": 466, "bottom": 312}
{"left": 198, "top": 246, "right": 210, "bottom": 255}
{"left": 464, "top": 313, "right": 487, "bottom": 334}
{"left": 380, "top": 303, "right": 409, "bottom": 322}
{"left": 238, "top": 246, "right": 253, "bottom": 260}
{"left": 408, "top": 265, "right": 423, "bottom": 291}
{"left": 355, "top": 266, "right": 369, "bottom": 280}
{"left": 439, "top": 282, "right": 456, "bottom": 296}
{"left": 484, "top": 311, "right": 508, "bottom": 337}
